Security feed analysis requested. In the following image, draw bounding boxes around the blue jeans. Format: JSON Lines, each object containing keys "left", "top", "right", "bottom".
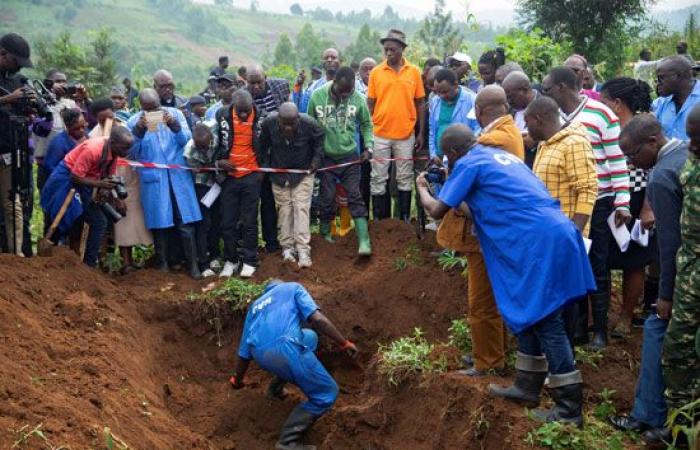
{"left": 516, "top": 309, "right": 575, "bottom": 375}
{"left": 630, "top": 313, "right": 668, "bottom": 428}
{"left": 81, "top": 196, "right": 108, "bottom": 268}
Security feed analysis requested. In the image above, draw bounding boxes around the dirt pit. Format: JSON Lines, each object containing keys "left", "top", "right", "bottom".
{"left": 0, "top": 220, "right": 641, "bottom": 449}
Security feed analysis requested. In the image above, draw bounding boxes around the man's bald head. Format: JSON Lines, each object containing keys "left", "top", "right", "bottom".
{"left": 109, "top": 125, "right": 134, "bottom": 157}
{"left": 619, "top": 113, "right": 666, "bottom": 169}
{"left": 153, "top": 69, "right": 175, "bottom": 103}
{"left": 656, "top": 55, "right": 694, "bottom": 97}
{"left": 232, "top": 89, "right": 254, "bottom": 121}
{"left": 278, "top": 102, "right": 300, "bottom": 138}
{"left": 475, "top": 85, "right": 508, "bottom": 127}
{"left": 563, "top": 54, "right": 588, "bottom": 90}
{"left": 359, "top": 57, "right": 377, "bottom": 85}
{"left": 246, "top": 64, "right": 267, "bottom": 97}
{"left": 523, "top": 96, "right": 561, "bottom": 141}
{"left": 139, "top": 88, "right": 160, "bottom": 111}
{"left": 322, "top": 48, "right": 341, "bottom": 77}
{"left": 502, "top": 71, "right": 533, "bottom": 110}
{"left": 440, "top": 124, "right": 477, "bottom": 164}
{"left": 279, "top": 102, "right": 298, "bottom": 120}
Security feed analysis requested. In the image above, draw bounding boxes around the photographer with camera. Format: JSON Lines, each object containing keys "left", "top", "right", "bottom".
{"left": 40, "top": 128, "right": 134, "bottom": 267}
{"left": 0, "top": 33, "right": 37, "bottom": 256}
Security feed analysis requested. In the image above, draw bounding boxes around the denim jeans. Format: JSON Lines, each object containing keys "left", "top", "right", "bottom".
{"left": 81, "top": 196, "right": 108, "bottom": 268}
{"left": 630, "top": 313, "right": 668, "bottom": 428}
{"left": 516, "top": 308, "right": 575, "bottom": 375}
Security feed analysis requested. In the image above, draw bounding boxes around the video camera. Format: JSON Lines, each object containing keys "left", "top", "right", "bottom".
{"left": 16, "top": 77, "right": 55, "bottom": 120}
{"left": 99, "top": 175, "right": 128, "bottom": 223}
{"left": 424, "top": 162, "right": 446, "bottom": 193}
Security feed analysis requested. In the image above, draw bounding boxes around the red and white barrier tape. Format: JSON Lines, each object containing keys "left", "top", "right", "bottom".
{"left": 117, "top": 156, "right": 428, "bottom": 174}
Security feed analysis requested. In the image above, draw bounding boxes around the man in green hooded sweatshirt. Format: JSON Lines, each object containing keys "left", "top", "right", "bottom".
{"left": 308, "top": 66, "right": 374, "bottom": 255}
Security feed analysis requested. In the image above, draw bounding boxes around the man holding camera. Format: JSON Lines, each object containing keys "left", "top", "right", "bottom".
{"left": 0, "top": 33, "right": 36, "bottom": 256}
{"left": 41, "top": 127, "right": 134, "bottom": 267}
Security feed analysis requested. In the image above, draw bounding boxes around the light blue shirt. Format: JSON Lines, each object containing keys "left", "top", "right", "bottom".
{"left": 652, "top": 80, "right": 700, "bottom": 141}
{"left": 428, "top": 86, "right": 479, "bottom": 159}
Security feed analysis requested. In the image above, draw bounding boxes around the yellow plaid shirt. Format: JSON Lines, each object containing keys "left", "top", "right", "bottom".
{"left": 533, "top": 123, "right": 598, "bottom": 236}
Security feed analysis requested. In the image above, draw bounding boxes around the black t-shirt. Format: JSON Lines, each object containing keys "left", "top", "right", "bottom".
{"left": 0, "top": 71, "right": 27, "bottom": 155}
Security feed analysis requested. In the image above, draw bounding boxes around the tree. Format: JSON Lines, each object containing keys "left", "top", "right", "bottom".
{"left": 273, "top": 33, "right": 297, "bottom": 68}
{"left": 294, "top": 23, "right": 335, "bottom": 70}
{"left": 495, "top": 28, "right": 570, "bottom": 82}
{"left": 345, "top": 24, "right": 382, "bottom": 64}
{"left": 516, "top": 0, "right": 652, "bottom": 75}
{"left": 249, "top": 0, "right": 258, "bottom": 12}
{"left": 290, "top": 3, "right": 303, "bottom": 16}
{"left": 34, "top": 30, "right": 118, "bottom": 97}
{"left": 214, "top": 0, "right": 233, "bottom": 6}
{"left": 415, "top": 0, "right": 463, "bottom": 58}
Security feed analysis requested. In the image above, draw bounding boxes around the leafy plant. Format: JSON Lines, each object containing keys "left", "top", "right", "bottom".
{"left": 378, "top": 328, "right": 446, "bottom": 386}
{"left": 189, "top": 278, "right": 267, "bottom": 312}
{"left": 495, "top": 28, "right": 570, "bottom": 82}
{"left": 667, "top": 397, "right": 700, "bottom": 450}
{"left": 132, "top": 244, "right": 154, "bottom": 268}
{"left": 12, "top": 423, "right": 69, "bottom": 450}
{"left": 575, "top": 346, "right": 604, "bottom": 368}
{"left": 526, "top": 389, "right": 630, "bottom": 450}
{"left": 438, "top": 250, "right": 468, "bottom": 276}
{"left": 102, "top": 249, "right": 123, "bottom": 275}
{"left": 448, "top": 319, "right": 472, "bottom": 355}
{"left": 104, "top": 426, "right": 130, "bottom": 450}
{"left": 394, "top": 257, "right": 408, "bottom": 272}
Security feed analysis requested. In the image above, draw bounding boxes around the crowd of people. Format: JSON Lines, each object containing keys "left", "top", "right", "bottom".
{"left": 1, "top": 28, "right": 699, "bottom": 449}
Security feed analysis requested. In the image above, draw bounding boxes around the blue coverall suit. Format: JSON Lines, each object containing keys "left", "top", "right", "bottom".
{"left": 238, "top": 282, "right": 338, "bottom": 416}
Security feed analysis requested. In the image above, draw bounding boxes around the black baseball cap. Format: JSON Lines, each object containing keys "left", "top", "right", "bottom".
{"left": 217, "top": 73, "right": 237, "bottom": 83}
{"left": 0, "top": 33, "right": 33, "bottom": 68}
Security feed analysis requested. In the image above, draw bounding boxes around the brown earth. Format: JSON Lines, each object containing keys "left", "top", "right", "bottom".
{"left": 0, "top": 220, "right": 642, "bottom": 449}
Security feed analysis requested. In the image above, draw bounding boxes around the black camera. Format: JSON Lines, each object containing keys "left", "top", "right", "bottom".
{"left": 105, "top": 175, "right": 128, "bottom": 200}
{"left": 425, "top": 163, "right": 446, "bottom": 186}
{"left": 101, "top": 202, "right": 123, "bottom": 222}
{"left": 66, "top": 83, "right": 78, "bottom": 97}
{"left": 17, "top": 78, "right": 53, "bottom": 119}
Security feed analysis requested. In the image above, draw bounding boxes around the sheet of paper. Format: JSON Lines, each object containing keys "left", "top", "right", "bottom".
{"left": 145, "top": 110, "right": 164, "bottom": 132}
{"left": 631, "top": 219, "right": 649, "bottom": 247}
{"left": 200, "top": 183, "right": 221, "bottom": 208}
{"left": 582, "top": 237, "right": 592, "bottom": 254}
{"left": 607, "top": 211, "right": 631, "bottom": 252}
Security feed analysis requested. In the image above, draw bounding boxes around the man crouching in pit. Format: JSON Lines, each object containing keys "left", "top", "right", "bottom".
{"left": 229, "top": 280, "right": 358, "bottom": 450}
{"left": 418, "top": 124, "right": 596, "bottom": 427}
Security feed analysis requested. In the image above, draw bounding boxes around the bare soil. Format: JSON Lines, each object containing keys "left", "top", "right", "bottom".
{"left": 0, "top": 220, "right": 641, "bottom": 449}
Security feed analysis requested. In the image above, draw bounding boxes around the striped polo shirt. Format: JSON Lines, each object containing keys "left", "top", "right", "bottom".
{"left": 561, "top": 97, "right": 630, "bottom": 209}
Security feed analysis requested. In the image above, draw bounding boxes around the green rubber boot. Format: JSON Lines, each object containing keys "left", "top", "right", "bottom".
{"left": 319, "top": 221, "right": 334, "bottom": 243}
{"left": 354, "top": 217, "right": 372, "bottom": 256}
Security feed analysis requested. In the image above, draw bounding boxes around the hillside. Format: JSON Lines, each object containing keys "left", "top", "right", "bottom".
{"left": 0, "top": 0, "right": 360, "bottom": 89}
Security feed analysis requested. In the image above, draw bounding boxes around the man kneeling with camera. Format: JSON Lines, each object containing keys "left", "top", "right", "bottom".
{"left": 41, "top": 127, "right": 134, "bottom": 267}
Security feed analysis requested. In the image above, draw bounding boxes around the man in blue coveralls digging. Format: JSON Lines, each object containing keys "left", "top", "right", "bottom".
{"left": 418, "top": 124, "right": 596, "bottom": 427}
{"left": 229, "top": 280, "right": 358, "bottom": 450}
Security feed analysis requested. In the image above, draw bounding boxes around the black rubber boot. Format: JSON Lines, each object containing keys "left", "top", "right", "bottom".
{"left": 589, "top": 292, "right": 609, "bottom": 350}
{"left": 372, "top": 195, "right": 387, "bottom": 220}
{"left": 398, "top": 190, "right": 412, "bottom": 223}
{"left": 182, "top": 235, "right": 202, "bottom": 280}
{"left": 532, "top": 371, "right": 584, "bottom": 427}
{"left": 267, "top": 376, "right": 287, "bottom": 400}
{"left": 153, "top": 230, "right": 169, "bottom": 272}
{"left": 275, "top": 405, "right": 317, "bottom": 450}
{"left": 488, "top": 352, "right": 548, "bottom": 407}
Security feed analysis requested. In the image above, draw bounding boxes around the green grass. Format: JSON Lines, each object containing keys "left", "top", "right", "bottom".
{"left": 377, "top": 328, "right": 447, "bottom": 386}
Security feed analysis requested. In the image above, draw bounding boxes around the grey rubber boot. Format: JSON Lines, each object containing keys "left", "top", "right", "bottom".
{"left": 488, "top": 352, "right": 548, "bottom": 407}
{"left": 275, "top": 405, "right": 317, "bottom": 450}
{"left": 531, "top": 370, "right": 584, "bottom": 428}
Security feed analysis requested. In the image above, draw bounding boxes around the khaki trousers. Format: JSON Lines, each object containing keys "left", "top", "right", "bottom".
{"left": 466, "top": 251, "right": 506, "bottom": 370}
{"left": 0, "top": 164, "right": 23, "bottom": 255}
{"left": 272, "top": 174, "right": 314, "bottom": 253}
{"left": 370, "top": 135, "right": 415, "bottom": 195}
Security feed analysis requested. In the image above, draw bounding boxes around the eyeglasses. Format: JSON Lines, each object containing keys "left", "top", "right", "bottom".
{"left": 656, "top": 72, "right": 679, "bottom": 83}
{"left": 624, "top": 143, "right": 645, "bottom": 160}
{"left": 541, "top": 84, "right": 555, "bottom": 95}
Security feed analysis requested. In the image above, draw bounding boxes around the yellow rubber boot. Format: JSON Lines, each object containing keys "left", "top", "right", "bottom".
{"left": 338, "top": 206, "right": 354, "bottom": 237}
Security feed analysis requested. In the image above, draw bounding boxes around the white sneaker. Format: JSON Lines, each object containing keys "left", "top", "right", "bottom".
{"left": 425, "top": 221, "right": 438, "bottom": 231}
{"left": 201, "top": 268, "right": 216, "bottom": 278}
{"left": 219, "top": 261, "right": 239, "bottom": 278}
{"left": 282, "top": 248, "right": 297, "bottom": 262}
{"left": 239, "top": 263, "right": 256, "bottom": 278}
{"left": 209, "top": 259, "right": 222, "bottom": 270}
{"left": 297, "top": 251, "right": 312, "bottom": 268}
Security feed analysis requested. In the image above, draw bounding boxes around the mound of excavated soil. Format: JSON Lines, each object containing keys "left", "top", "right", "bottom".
{"left": 0, "top": 220, "right": 640, "bottom": 449}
